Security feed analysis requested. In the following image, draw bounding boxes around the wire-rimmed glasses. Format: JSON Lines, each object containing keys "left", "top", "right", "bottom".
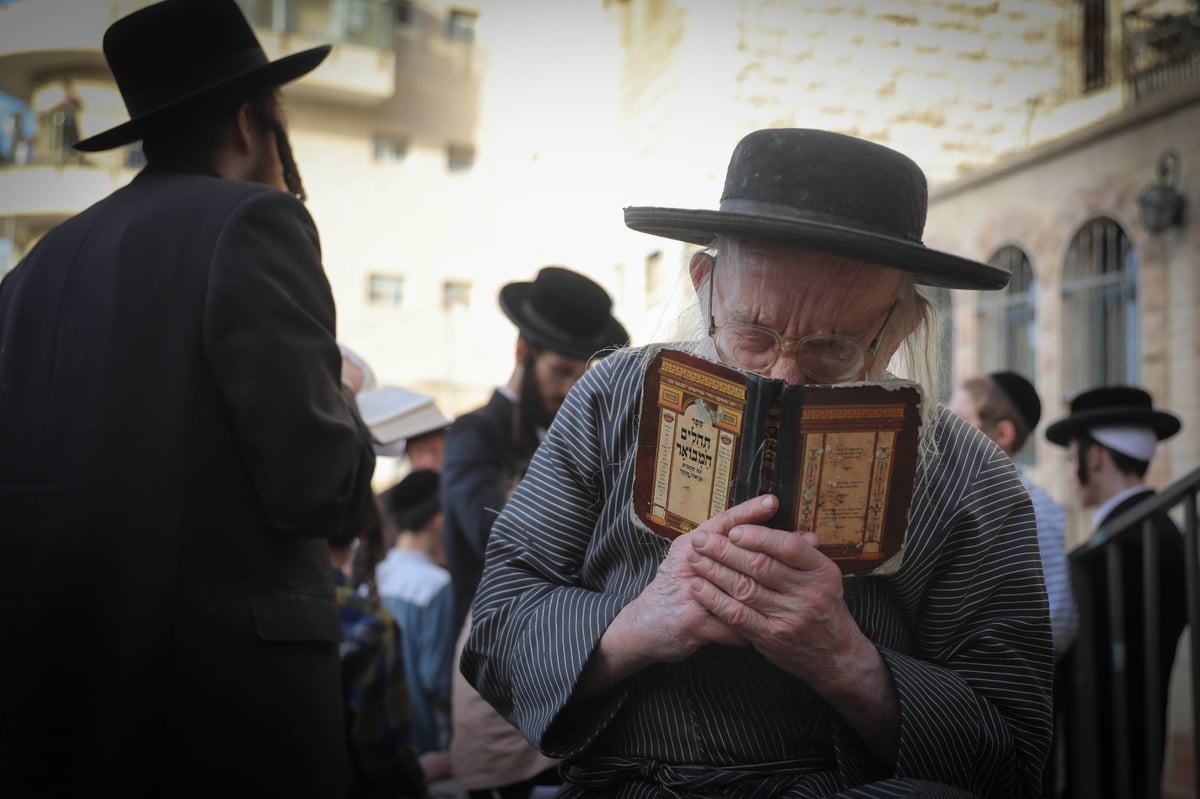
{"left": 707, "top": 270, "right": 898, "bottom": 384}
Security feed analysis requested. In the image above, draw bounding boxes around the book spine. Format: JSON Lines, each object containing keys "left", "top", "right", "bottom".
{"left": 731, "top": 375, "right": 782, "bottom": 507}
{"left": 770, "top": 387, "right": 804, "bottom": 530}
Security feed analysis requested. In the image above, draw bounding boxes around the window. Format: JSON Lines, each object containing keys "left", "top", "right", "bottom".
{"left": 446, "top": 9, "right": 477, "bottom": 43}
{"left": 446, "top": 143, "right": 475, "bottom": 172}
{"left": 1082, "top": 0, "right": 1108, "bottom": 92}
{"left": 1062, "top": 217, "right": 1138, "bottom": 396}
{"left": 373, "top": 134, "right": 408, "bottom": 163}
{"left": 977, "top": 246, "right": 1036, "bottom": 377}
{"left": 442, "top": 280, "right": 471, "bottom": 311}
{"left": 395, "top": 1, "right": 412, "bottom": 25}
{"left": 367, "top": 273, "right": 405, "bottom": 306}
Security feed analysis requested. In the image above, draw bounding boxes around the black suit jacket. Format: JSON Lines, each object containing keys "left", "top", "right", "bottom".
{"left": 0, "top": 168, "right": 376, "bottom": 796}
{"left": 442, "top": 389, "right": 541, "bottom": 634}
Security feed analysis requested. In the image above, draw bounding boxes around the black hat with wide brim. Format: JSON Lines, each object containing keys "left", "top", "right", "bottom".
{"left": 624, "top": 129, "right": 1008, "bottom": 291}
{"left": 75, "top": 0, "right": 330, "bottom": 152}
{"left": 499, "top": 266, "right": 630, "bottom": 361}
{"left": 1045, "top": 385, "right": 1181, "bottom": 446}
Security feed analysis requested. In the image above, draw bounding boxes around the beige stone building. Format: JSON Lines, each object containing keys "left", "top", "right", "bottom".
{"left": 1, "top": 0, "right": 1194, "bottom": 503}
{"left": 0, "top": 0, "right": 627, "bottom": 427}
{"left": 603, "top": 0, "right": 1198, "bottom": 527}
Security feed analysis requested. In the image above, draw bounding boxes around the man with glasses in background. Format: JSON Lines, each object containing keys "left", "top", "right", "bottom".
{"left": 462, "top": 129, "right": 1053, "bottom": 797}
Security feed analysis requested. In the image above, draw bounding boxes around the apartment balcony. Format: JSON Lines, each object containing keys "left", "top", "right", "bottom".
{"left": 237, "top": 0, "right": 398, "bottom": 105}
{"left": 1122, "top": 0, "right": 1200, "bottom": 101}
{"left": 0, "top": 106, "right": 140, "bottom": 262}
{"left": 0, "top": 0, "right": 397, "bottom": 105}
{"left": 0, "top": 0, "right": 137, "bottom": 99}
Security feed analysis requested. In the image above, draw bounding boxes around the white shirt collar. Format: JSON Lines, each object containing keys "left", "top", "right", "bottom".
{"left": 1093, "top": 484, "right": 1154, "bottom": 529}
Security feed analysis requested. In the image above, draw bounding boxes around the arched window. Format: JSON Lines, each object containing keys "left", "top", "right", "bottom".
{"left": 978, "top": 245, "right": 1037, "bottom": 377}
{"left": 1062, "top": 217, "right": 1139, "bottom": 396}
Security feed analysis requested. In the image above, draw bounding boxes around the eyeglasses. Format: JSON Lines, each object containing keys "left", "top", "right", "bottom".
{"left": 707, "top": 269, "right": 898, "bottom": 384}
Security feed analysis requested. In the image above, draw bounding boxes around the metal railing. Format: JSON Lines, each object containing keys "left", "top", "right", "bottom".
{"left": 1122, "top": 0, "right": 1200, "bottom": 101}
{"left": 1065, "top": 465, "right": 1200, "bottom": 798}
{"left": 235, "top": 0, "right": 396, "bottom": 50}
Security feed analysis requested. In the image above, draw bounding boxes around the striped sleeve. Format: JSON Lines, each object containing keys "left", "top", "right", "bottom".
{"left": 461, "top": 350, "right": 647, "bottom": 753}
{"left": 871, "top": 414, "right": 1054, "bottom": 796}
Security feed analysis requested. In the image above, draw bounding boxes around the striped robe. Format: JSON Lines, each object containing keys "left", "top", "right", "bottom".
{"left": 463, "top": 347, "right": 1053, "bottom": 798}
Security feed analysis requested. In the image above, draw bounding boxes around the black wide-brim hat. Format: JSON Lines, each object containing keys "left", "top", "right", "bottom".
{"left": 1045, "top": 385, "right": 1181, "bottom": 446}
{"left": 75, "top": 0, "right": 330, "bottom": 152}
{"left": 499, "top": 266, "right": 630, "bottom": 361}
{"left": 624, "top": 128, "right": 1008, "bottom": 291}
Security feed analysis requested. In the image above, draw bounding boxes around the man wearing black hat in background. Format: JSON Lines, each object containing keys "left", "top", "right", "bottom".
{"left": 1045, "top": 385, "right": 1186, "bottom": 799}
{"left": 442, "top": 266, "right": 627, "bottom": 798}
{"left": 0, "top": 1, "right": 375, "bottom": 795}
{"left": 442, "top": 266, "right": 630, "bottom": 635}
{"left": 462, "top": 129, "right": 1053, "bottom": 797}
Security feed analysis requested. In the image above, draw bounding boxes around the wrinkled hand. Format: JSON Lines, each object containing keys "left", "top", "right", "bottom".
{"left": 685, "top": 507, "right": 859, "bottom": 684}
{"left": 582, "top": 496, "right": 781, "bottom": 692}
{"left": 620, "top": 524, "right": 749, "bottom": 663}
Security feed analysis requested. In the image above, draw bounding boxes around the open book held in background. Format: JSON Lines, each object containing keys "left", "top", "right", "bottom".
{"left": 633, "top": 348, "right": 922, "bottom": 576}
{"left": 356, "top": 386, "right": 449, "bottom": 447}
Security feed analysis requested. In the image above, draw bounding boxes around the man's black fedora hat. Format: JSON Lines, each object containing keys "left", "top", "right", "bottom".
{"left": 499, "top": 267, "right": 630, "bottom": 361}
{"left": 624, "top": 128, "right": 1008, "bottom": 290}
{"left": 75, "top": 0, "right": 330, "bottom": 152}
{"left": 1045, "top": 385, "right": 1181, "bottom": 446}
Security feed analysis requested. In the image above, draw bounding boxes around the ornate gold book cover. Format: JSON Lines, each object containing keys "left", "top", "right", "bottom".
{"left": 633, "top": 348, "right": 922, "bottom": 576}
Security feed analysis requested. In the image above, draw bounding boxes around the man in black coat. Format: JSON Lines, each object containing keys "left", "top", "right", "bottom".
{"left": 0, "top": 2, "right": 375, "bottom": 796}
{"left": 441, "top": 266, "right": 628, "bottom": 797}
{"left": 1045, "top": 385, "right": 1186, "bottom": 799}
{"left": 442, "top": 267, "right": 629, "bottom": 635}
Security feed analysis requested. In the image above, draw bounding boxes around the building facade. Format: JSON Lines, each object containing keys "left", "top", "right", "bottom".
{"left": 2, "top": 0, "right": 1195, "bottom": 504}
{"left": 604, "top": 0, "right": 1198, "bottom": 519}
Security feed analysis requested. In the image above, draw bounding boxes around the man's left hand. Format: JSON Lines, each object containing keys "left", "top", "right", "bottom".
{"left": 685, "top": 513, "right": 900, "bottom": 764}
{"left": 685, "top": 521, "right": 853, "bottom": 680}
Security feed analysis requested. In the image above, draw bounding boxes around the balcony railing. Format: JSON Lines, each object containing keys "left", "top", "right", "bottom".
{"left": 1122, "top": 0, "right": 1200, "bottom": 101}
{"left": 235, "top": 0, "right": 396, "bottom": 50}
{"left": 1064, "top": 465, "right": 1200, "bottom": 798}
{"left": 1, "top": 110, "right": 143, "bottom": 170}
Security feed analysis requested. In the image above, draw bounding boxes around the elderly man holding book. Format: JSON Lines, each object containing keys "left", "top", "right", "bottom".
{"left": 461, "top": 129, "right": 1053, "bottom": 798}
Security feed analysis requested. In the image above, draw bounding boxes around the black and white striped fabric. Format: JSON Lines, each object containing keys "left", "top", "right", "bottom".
{"left": 463, "top": 347, "right": 1053, "bottom": 798}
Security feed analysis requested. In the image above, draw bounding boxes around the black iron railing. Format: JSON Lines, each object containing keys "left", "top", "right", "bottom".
{"left": 1065, "top": 465, "right": 1200, "bottom": 798}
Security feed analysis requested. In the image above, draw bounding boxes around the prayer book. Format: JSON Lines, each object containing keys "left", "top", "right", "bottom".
{"left": 632, "top": 348, "right": 922, "bottom": 575}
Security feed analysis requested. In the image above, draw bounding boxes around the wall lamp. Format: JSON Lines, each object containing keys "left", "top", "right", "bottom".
{"left": 1137, "top": 150, "right": 1186, "bottom": 233}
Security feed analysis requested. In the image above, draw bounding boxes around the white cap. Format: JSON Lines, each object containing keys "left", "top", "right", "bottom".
{"left": 1090, "top": 425, "right": 1157, "bottom": 462}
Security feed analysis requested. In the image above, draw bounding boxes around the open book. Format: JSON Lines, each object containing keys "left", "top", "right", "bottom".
{"left": 356, "top": 386, "right": 450, "bottom": 447}
{"left": 633, "top": 348, "right": 922, "bottom": 575}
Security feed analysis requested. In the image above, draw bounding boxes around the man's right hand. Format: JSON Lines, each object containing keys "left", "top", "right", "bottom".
{"left": 576, "top": 495, "right": 781, "bottom": 696}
